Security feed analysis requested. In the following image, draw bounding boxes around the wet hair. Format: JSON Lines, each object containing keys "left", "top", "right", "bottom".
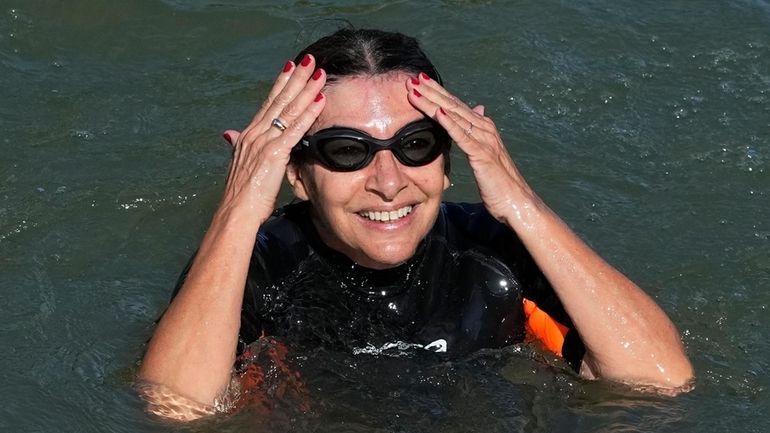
{"left": 293, "top": 28, "right": 443, "bottom": 85}
{"left": 291, "top": 28, "right": 450, "bottom": 173}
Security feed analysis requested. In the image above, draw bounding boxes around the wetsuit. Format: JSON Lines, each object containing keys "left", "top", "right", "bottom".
{"left": 175, "top": 201, "right": 585, "bottom": 370}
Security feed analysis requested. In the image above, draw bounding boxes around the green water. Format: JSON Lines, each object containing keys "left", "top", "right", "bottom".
{"left": 1, "top": 1, "right": 768, "bottom": 432}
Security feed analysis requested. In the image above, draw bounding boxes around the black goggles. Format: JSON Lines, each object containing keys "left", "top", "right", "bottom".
{"left": 293, "top": 118, "right": 450, "bottom": 172}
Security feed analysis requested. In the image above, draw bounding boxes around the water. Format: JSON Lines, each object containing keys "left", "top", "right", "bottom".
{"left": 1, "top": 0, "right": 768, "bottom": 431}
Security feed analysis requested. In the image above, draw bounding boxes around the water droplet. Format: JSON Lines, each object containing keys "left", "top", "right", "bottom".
{"left": 72, "top": 129, "right": 94, "bottom": 140}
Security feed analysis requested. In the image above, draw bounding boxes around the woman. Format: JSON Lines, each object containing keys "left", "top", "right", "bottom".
{"left": 138, "top": 28, "right": 693, "bottom": 419}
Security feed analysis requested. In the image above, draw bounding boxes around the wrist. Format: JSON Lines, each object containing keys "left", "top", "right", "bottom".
{"left": 212, "top": 196, "right": 273, "bottom": 233}
{"left": 477, "top": 161, "right": 549, "bottom": 229}
{"left": 204, "top": 205, "right": 263, "bottom": 249}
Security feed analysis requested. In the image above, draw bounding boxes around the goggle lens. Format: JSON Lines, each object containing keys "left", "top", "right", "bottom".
{"left": 318, "top": 138, "right": 371, "bottom": 169}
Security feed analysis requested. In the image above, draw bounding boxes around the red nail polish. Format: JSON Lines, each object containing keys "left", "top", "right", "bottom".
{"left": 223, "top": 133, "right": 232, "bottom": 143}
{"left": 413, "top": 89, "right": 422, "bottom": 97}
{"left": 439, "top": 107, "right": 447, "bottom": 115}
{"left": 312, "top": 68, "right": 323, "bottom": 81}
{"left": 314, "top": 92, "right": 324, "bottom": 102}
{"left": 420, "top": 72, "right": 431, "bottom": 81}
{"left": 410, "top": 77, "right": 420, "bottom": 85}
{"left": 301, "top": 54, "right": 312, "bottom": 67}
{"left": 282, "top": 61, "right": 293, "bottom": 73}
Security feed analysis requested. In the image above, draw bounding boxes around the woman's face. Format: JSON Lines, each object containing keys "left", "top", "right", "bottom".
{"left": 288, "top": 73, "right": 449, "bottom": 270}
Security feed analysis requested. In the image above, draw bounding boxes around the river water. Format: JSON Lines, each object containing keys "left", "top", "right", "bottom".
{"left": 1, "top": 1, "right": 768, "bottom": 432}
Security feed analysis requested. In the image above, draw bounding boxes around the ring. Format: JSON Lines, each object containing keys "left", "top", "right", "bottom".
{"left": 466, "top": 122, "right": 474, "bottom": 136}
{"left": 271, "top": 117, "right": 288, "bottom": 132}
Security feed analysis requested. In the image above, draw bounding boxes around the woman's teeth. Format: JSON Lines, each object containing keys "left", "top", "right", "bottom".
{"left": 359, "top": 206, "right": 413, "bottom": 222}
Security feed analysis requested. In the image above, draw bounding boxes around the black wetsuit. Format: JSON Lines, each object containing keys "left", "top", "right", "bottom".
{"left": 175, "top": 201, "right": 585, "bottom": 369}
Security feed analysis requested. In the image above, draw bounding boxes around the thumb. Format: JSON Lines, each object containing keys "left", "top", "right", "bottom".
{"left": 222, "top": 129, "right": 241, "bottom": 146}
{"left": 472, "top": 105, "right": 485, "bottom": 116}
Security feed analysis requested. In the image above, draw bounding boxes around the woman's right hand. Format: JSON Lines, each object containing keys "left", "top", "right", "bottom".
{"left": 219, "top": 54, "right": 327, "bottom": 227}
{"left": 138, "top": 55, "right": 327, "bottom": 417}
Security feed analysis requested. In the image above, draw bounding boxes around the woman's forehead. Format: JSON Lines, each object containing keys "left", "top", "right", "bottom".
{"left": 314, "top": 74, "right": 423, "bottom": 138}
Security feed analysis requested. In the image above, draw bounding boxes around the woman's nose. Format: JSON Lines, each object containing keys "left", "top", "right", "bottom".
{"left": 364, "top": 150, "right": 409, "bottom": 200}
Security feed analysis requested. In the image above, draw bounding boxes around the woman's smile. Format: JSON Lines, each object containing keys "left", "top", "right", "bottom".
{"left": 357, "top": 204, "right": 414, "bottom": 223}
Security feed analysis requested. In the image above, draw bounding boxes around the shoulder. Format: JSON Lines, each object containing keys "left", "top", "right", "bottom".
{"left": 436, "top": 202, "right": 548, "bottom": 295}
{"left": 258, "top": 201, "right": 310, "bottom": 246}
{"left": 436, "top": 202, "right": 523, "bottom": 253}
{"left": 251, "top": 201, "right": 315, "bottom": 278}
{"left": 439, "top": 202, "right": 500, "bottom": 231}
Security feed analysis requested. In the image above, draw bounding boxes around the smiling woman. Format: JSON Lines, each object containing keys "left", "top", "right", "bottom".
{"left": 136, "top": 27, "right": 693, "bottom": 421}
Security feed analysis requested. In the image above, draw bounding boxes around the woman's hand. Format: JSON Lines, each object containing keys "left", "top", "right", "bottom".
{"left": 405, "top": 73, "right": 534, "bottom": 224}
{"left": 406, "top": 73, "right": 693, "bottom": 391}
{"left": 138, "top": 56, "right": 327, "bottom": 415}
{"left": 219, "top": 54, "right": 327, "bottom": 228}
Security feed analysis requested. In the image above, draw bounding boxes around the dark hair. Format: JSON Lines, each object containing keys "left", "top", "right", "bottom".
{"left": 292, "top": 28, "right": 450, "bottom": 173}
{"left": 294, "top": 28, "right": 443, "bottom": 85}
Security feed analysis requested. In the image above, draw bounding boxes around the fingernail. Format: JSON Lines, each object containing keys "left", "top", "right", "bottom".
{"left": 410, "top": 77, "right": 420, "bottom": 85}
{"left": 413, "top": 89, "right": 422, "bottom": 98}
{"left": 300, "top": 54, "right": 312, "bottom": 67}
{"left": 314, "top": 92, "right": 324, "bottom": 102}
{"left": 439, "top": 107, "right": 447, "bottom": 115}
{"left": 223, "top": 132, "right": 232, "bottom": 143}
{"left": 282, "top": 61, "right": 293, "bottom": 73}
{"left": 420, "top": 72, "right": 431, "bottom": 81}
{"left": 312, "top": 68, "right": 323, "bottom": 81}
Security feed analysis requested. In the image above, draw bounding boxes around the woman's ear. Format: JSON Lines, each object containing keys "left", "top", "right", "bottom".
{"left": 286, "top": 163, "right": 310, "bottom": 201}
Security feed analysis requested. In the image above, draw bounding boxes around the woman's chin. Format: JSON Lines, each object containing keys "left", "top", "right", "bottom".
{"left": 352, "top": 245, "right": 417, "bottom": 270}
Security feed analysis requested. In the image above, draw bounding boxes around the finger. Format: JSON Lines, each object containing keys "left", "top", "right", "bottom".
{"left": 223, "top": 129, "right": 241, "bottom": 181}
{"left": 448, "top": 109, "right": 476, "bottom": 140}
{"left": 241, "top": 67, "right": 327, "bottom": 150}
{"left": 283, "top": 92, "right": 327, "bottom": 150}
{"left": 222, "top": 130, "right": 241, "bottom": 146}
{"left": 257, "top": 54, "right": 319, "bottom": 131}
{"left": 407, "top": 76, "right": 483, "bottom": 126}
{"left": 413, "top": 73, "right": 488, "bottom": 124}
{"left": 406, "top": 75, "right": 448, "bottom": 119}
{"left": 415, "top": 72, "right": 452, "bottom": 99}
{"left": 251, "top": 60, "right": 297, "bottom": 125}
{"left": 434, "top": 107, "right": 485, "bottom": 155}
{"left": 407, "top": 80, "right": 484, "bottom": 134}
{"left": 407, "top": 84, "right": 442, "bottom": 119}
{"left": 274, "top": 68, "right": 327, "bottom": 130}
{"left": 413, "top": 72, "right": 466, "bottom": 109}
{"left": 259, "top": 92, "right": 327, "bottom": 163}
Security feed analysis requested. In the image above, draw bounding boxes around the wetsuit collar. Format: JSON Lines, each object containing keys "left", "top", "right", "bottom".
{"left": 286, "top": 200, "right": 430, "bottom": 299}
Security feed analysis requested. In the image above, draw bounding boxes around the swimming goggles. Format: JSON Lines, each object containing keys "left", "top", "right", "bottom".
{"left": 294, "top": 118, "right": 449, "bottom": 172}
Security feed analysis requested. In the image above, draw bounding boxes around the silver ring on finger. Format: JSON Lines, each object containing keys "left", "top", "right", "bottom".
{"left": 466, "top": 122, "right": 474, "bottom": 136}
{"left": 271, "top": 117, "right": 288, "bottom": 132}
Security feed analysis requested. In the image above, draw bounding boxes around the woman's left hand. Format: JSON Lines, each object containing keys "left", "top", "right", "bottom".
{"left": 406, "top": 74, "right": 694, "bottom": 391}
{"left": 406, "top": 73, "right": 535, "bottom": 223}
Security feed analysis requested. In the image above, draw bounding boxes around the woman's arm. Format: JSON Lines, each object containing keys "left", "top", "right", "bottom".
{"left": 489, "top": 179, "right": 693, "bottom": 388}
{"left": 137, "top": 56, "right": 327, "bottom": 416}
{"left": 407, "top": 74, "right": 693, "bottom": 390}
